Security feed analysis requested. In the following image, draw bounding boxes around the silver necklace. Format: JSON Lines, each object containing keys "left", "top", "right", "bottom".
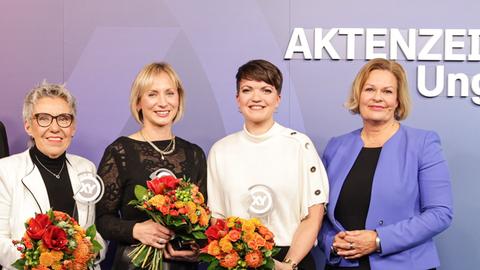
{"left": 34, "top": 155, "right": 65, "bottom": 179}
{"left": 140, "top": 130, "right": 176, "bottom": 160}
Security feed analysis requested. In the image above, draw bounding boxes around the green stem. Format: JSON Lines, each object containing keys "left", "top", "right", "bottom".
{"left": 129, "top": 244, "right": 146, "bottom": 262}
{"left": 142, "top": 246, "right": 152, "bottom": 268}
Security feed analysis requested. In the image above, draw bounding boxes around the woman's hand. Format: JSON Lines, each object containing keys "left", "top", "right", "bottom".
{"left": 274, "top": 259, "right": 294, "bottom": 270}
{"left": 163, "top": 243, "right": 199, "bottom": 262}
{"left": 333, "top": 230, "right": 377, "bottom": 259}
{"left": 132, "top": 219, "right": 173, "bottom": 249}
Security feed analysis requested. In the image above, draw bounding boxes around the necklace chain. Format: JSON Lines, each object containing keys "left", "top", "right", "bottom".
{"left": 34, "top": 155, "right": 65, "bottom": 179}
{"left": 140, "top": 130, "right": 176, "bottom": 160}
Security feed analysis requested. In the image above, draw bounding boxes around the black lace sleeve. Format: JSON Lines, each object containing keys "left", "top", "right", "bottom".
{"left": 190, "top": 143, "right": 207, "bottom": 201}
{"left": 95, "top": 140, "right": 137, "bottom": 244}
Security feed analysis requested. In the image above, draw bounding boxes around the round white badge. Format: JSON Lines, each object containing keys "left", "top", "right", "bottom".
{"left": 248, "top": 184, "right": 275, "bottom": 217}
{"left": 149, "top": 168, "right": 176, "bottom": 180}
{"left": 73, "top": 172, "right": 104, "bottom": 205}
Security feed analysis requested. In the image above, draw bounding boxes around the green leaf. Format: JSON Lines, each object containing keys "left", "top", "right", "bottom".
{"left": 172, "top": 219, "right": 187, "bottom": 226}
{"left": 192, "top": 231, "right": 207, "bottom": 239}
{"left": 198, "top": 253, "right": 215, "bottom": 263}
{"left": 86, "top": 224, "right": 97, "bottom": 238}
{"left": 271, "top": 247, "right": 280, "bottom": 256}
{"left": 128, "top": 199, "right": 139, "bottom": 206}
{"left": 264, "top": 258, "right": 275, "bottom": 269}
{"left": 11, "top": 259, "right": 25, "bottom": 270}
{"left": 47, "top": 209, "right": 54, "bottom": 220}
{"left": 92, "top": 239, "right": 103, "bottom": 253}
{"left": 134, "top": 185, "right": 148, "bottom": 200}
{"left": 207, "top": 259, "right": 219, "bottom": 270}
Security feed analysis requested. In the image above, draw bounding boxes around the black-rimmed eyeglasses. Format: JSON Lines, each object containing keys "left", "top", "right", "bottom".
{"left": 33, "top": 113, "right": 74, "bottom": 128}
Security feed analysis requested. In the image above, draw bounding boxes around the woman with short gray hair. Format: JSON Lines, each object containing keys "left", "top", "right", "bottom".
{"left": 0, "top": 81, "right": 105, "bottom": 269}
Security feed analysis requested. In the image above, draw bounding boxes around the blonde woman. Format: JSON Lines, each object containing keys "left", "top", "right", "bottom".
{"left": 95, "top": 63, "right": 207, "bottom": 270}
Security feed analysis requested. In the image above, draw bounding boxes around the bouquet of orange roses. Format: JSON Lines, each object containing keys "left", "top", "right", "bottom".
{"left": 128, "top": 175, "right": 210, "bottom": 270}
{"left": 199, "top": 217, "right": 279, "bottom": 270}
{"left": 11, "top": 209, "right": 102, "bottom": 270}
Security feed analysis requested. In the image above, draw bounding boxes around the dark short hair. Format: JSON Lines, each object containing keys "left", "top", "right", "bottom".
{"left": 235, "top": 59, "right": 283, "bottom": 94}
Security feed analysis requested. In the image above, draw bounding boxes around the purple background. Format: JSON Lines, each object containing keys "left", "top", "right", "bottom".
{"left": 1, "top": 1, "right": 479, "bottom": 269}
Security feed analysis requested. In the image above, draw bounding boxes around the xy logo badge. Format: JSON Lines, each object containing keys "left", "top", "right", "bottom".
{"left": 73, "top": 172, "right": 104, "bottom": 204}
{"left": 248, "top": 184, "right": 274, "bottom": 217}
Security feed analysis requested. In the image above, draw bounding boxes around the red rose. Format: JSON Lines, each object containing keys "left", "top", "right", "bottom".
{"left": 42, "top": 225, "right": 68, "bottom": 251}
{"left": 160, "top": 176, "right": 180, "bottom": 189}
{"left": 147, "top": 176, "right": 180, "bottom": 194}
{"left": 147, "top": 179, "right": 166, "bottom": 195}
{"left": 205, "top": 219, "right": 228, "bottom": 240}
{"left": 26, "top": 213, "right": 52, "bottom": 240}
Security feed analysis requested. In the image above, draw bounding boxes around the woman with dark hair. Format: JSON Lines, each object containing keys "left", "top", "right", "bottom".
{"left": 208, "top": 59, "right": 329, "bottom": 270}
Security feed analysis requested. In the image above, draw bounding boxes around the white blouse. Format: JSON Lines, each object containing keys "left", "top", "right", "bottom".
{"left": 207, "top": 122, "right": 329, "bottom": 246}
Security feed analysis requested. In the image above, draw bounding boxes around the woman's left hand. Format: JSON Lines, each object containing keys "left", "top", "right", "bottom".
{"left": 163, "top": 243, "right": 199, "bottom": 262}
{"left": 274, "top": 260, "right": 294, "bottom": 270}
{"left": 334, "top": 230, "right": 377, "bottom": 259}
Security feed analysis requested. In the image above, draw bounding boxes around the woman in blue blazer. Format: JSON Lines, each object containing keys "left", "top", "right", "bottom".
{"left": 320, "top": 59, "right": 453, "bottom": 270}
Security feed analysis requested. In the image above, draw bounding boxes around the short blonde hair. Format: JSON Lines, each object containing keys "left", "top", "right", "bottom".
{"left": 23, "top": 81, "right": 77, "bottom": 124}
{"left": 129, "top": 62, "right": 185, "bottom": 124}
{"left": 346, "top": 58, "right": 411, "bottom": 120}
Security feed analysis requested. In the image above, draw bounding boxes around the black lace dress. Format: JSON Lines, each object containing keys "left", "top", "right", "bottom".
{"left": 95, "top": 136, "right": 207, "bottom": 270}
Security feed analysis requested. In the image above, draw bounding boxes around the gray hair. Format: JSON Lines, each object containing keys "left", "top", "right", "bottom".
{"left": 23, "top": 81, "right": 77, "bottom": 123}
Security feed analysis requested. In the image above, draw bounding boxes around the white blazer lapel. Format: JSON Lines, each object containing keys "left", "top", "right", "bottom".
{"left": 67, "top": 160, "right": 90, "bottom": 227}
{"left": 21, "top": 163, "right": 50, "bottom": 215}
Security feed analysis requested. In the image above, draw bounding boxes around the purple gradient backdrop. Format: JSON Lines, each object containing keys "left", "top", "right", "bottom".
{"left": 1, "top": 1, "right": 479, "bottom": 269}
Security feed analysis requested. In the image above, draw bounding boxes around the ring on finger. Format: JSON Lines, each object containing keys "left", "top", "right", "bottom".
{"left": 349, "top": 242, "right": 354, "bottom": 250}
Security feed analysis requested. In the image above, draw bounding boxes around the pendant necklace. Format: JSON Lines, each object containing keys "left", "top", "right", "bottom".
{"left": 34, "top": 155, "right": 65, "bottom": 179}
{"left": 140, "top": 130, "right": 176, "bottom": 160}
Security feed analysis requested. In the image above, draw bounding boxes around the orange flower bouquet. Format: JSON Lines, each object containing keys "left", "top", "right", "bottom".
{"left": 128, "top": 175, "right": 211, "bottom": 270}
{"left": 11, "top": 209, "right": 102, "bottom": 270}
{"left": 199, "top": 217, "right": 279, "bottom": 270}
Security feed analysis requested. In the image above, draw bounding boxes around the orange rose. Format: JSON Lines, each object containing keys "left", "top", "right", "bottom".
{"left": 198, "top": 207, "right": 210, "bottom": 227}
{"left": 227, "top": 229, "right": 241, "bottom": 242}
{"left": 219, "top": 237, "right": 233, "bottom": 253}
{"left": 39, "top": 250, "right": 63, "bottom": 267}
{"left": 219, "top": 251, "right": 240, "bottom": 268}
{"left": 247, "top": 239, "right": 259, "bottom": 250}
{"left": 206, "top": 240, "right": 221, "bottom": 256}
{"left": 257, "top": 225, "right": 270, "bottom": 236}
{"left": 73, "top": 238, "right": 94, "bottom": 265}
{"left": 264, "top": 240, "right": 274, "bottom": 250}
{"left": 254, "top": 233, "right": 266, "bottom": 247}
{"left": 245, "top": 250, "right": 264, "bottom": 268}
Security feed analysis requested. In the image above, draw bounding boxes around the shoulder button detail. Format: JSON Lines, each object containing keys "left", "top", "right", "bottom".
{"left": 314, "top": 190, "right": 321, "bottom": 195}
{"left": 305, "top": 142, "right": 310, "bottom": 149}
{"left": 310, "top": 166, "right": 316, "bottom": 173}
{"left": 290, "top": 132, "right": 297, "bottom": 135}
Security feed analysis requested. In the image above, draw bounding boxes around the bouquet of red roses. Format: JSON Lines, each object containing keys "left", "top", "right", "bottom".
{"left": 128, "top": 175, "right": 210, "bottom": 270}
{"left": 11, "top": 209, "right": 102, "bottom": 270}
{"left": 199, "top": 217, "right": 279, "bottom": 270}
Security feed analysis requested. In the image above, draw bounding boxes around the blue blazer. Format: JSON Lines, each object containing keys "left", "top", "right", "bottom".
{"left": 320, "top": 125, "right": 453, "bottom": 270}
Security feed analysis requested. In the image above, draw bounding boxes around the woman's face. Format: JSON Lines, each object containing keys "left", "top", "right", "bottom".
{"left": 137, "top": 72, "right": 179, "bottom": 130}
{"left": 359, "top": 69, "right": 399, "bottom": 125}
{"left": 24, "top": 97, "right": 76, "bottom": 158}
{"left": 236, "top": 79, "right": 281, "bottom": 128}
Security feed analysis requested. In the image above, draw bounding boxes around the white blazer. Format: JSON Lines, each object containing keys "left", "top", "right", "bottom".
{"left": 0, "top": 149, "right": 106, "bottom": 269}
